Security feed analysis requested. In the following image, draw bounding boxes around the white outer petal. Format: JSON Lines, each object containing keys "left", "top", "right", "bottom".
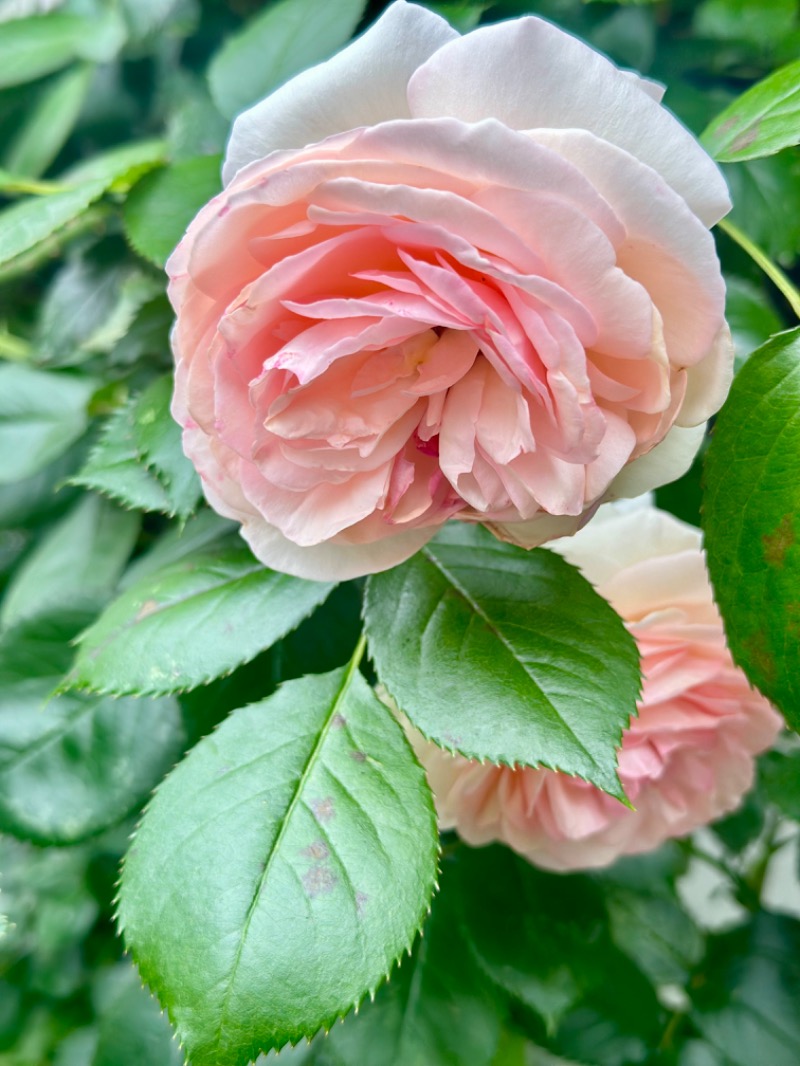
{"left": 604, "top": 423, "right": 706, "bottom": 501}
{"left": 407, "top": 15, "right": 730, "bottom": 225}
{"left": 223, "top": 0, "right": 458, "bottom": 184}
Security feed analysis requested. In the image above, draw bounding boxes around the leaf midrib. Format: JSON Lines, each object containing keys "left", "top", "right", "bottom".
{"left": 213, "top": 657, "right": 362, "bottom": 1047}
{"left": 420, "top": 546, "right": 598, "bottom": 767}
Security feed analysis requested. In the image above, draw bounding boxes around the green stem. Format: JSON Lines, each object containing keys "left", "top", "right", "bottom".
{"left": 349, "top": 631, "right": 368, "bottom": 675}
{"left": 719, "top": 217, "right": 800, "bottom": 320}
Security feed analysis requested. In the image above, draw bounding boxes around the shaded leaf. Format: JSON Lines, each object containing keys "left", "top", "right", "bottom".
{"left": 4, "top": 63, "right": 94, "bottom": 179}
{"left": 0, "top": 679, "right": 184, "bottom": 845}
{"left": 119, "top": 666, "right": 438, "bottom": 1064}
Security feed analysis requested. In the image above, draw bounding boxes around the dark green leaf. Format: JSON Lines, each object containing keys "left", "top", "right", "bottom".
{"left": 703, "top": 58, "right": 800, "bottom": 161}
{"left": 0, "top": 609, "right": 96, "bottom": 684}
{"left": 759, "top": 747, "right": 800, "bottom": 820}
{"left": 123, "top": 153, "right": 222, "bottom": 267}
{"left": 0, "top": 439, "right": 84, "bottom": 530}
{"left": 315, "top": 873, "right": 502, "bottom": 1066}
{"left": 724, "top": 275, "right": 784, "bottom": 370}
{"left": 118, "top": 666, "right": 439, "bottom": 1064}
{"left": 0, "top": 494, "right": 139, "bottom": 630}
{"left": 93, "top": 964, "right": 183, "bottom": 1066}
{"left": 703, "top": 328, "right": 800, "bottom": 727}
{"left": 0, "top": 365, "right": 94, "bottom": 483}
{"left": 4, "top": 64, "right": 94, "bottom": 179}
{"left": 691, "top": 912, "right": 800, "bottom": 1066}
{"left": 364, "top": 524, "right": 640, "bottom": 798}
{"left": 120, "top": 508, "right": 235, "bottom": 589}
{"left": 208, "top": 0, "right": 368, "bottom": 120}
{"left": 0, "top": 679, "right": 184, "bottom": 845}
{"left": 723, "top": 152, "right": 800, "bottom": 266}
{"left": 69, "top": 545, "right": 334, "bottom": 694}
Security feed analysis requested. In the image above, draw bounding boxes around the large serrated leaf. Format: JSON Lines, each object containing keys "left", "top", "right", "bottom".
{"left": 208, "top": 0, "right": 367, "bottom": 120}
{"left": 123, "top": 153, "right": 222, "bottom": 267}
{"left": 702, "top": 328, "right": 800, "bottom": 729}
{"left": 364, "top": 523, "right": 640, "bottom": 798}
{"left": 0, "top": 494, "right": 140, "bottom": 630}
{"left": 68, "top": 545, "right": 335, "bottom": 694}
{"left": 0, "top": 679, "right": 184, "bottom": 846}
{"left": 118, "top": 666, "right": 439, "bottom": 1065}
{"left": 0, "top": 364, "right": 94, "bottom": 483}
{"left": 703, "top": 58, "right": 800, "bottom": 162}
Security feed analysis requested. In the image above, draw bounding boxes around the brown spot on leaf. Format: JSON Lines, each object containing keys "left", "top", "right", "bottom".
{"left": 311, "top": 796, "right": 335, "bottom": 822}
{"left": 332, "top": 714, "right": 347, "bottom": 729}
{"left": 731, "top": 123, "right": 760, "bottom": 154}
{"left": 762, "top": 514, "right": 795, "bottom": 568}
{"left": 717, "top": 114, "right": 740, "bottom": 135}
{"left": 303, "top": 840, "right": 329, "bottom": 861}
{"left": 135, "top": 599, "right": 160, "bottom": 622}
{"left": 350, "top": 750, "right": 366, "bottom": 763}
{"left": 303, "top": 864, "right": 337, "bottom": 898}
{"left": 355, "top": 891, "right": 369, "bottom": 916}
{"left": 741, "top": 630, "right": 776, "bottom": 686}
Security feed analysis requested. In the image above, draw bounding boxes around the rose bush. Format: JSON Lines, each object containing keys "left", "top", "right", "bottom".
{"left": 169, "top": 0, "right": 734, "bottom": 579}
{"left": 408, "top": 501, "right": 782, "bottom": 871}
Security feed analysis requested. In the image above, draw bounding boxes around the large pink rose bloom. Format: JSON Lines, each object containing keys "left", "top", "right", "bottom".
{"left": 409, "top": 502, "right": 781, "bottom": 871}
{"left": 169, "top": 1, "right": 733, "bottom": 580}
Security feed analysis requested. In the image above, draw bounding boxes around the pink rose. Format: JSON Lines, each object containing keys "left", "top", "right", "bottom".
{"left": 408, "top": 502, "right": 782, "bottom": 871}
{"left": 169, "top": 1, "right": 733, "bottom": 580}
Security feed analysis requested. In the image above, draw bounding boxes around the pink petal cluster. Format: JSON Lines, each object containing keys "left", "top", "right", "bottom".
{"left": 409, "top": 502, "right": 782, "bottom": 870}
{"left": 170, "top": 0, "right": 733, "bottom": 580}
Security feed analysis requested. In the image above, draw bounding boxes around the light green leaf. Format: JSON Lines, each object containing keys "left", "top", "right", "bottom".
{"left": 68, "top": 545, "right": 335, "bottom": 695}
{"left": 0, "top": 364, "right": 94, "bottom": 483}
{"left": 0, "top": 10, "right": 123, "bottom": 89}
{"left": 703, "top": 58, "right": 800, "bottom": 162}
{"left": 71, "top": 398, "right": 174, "bottom": 514}
{"left": 118, "top": 664, "right": 438, "bottom": 1064}
{"left": 4, "top": 63, "right": 94, "bottom": 179}
{"left": 208, "top": 0, "right": 368, "bottom": 120}
{"left": 0, "top": 679, "right": 184, "bottom": 846}
{"left": 128, "top": 375, "right": 202, "bottom": 519}
{"left": 0, "top": 140, "right": 166, "bottom": 270}
{"left": 0, "top": 494, "right": 139, "bottom": 630}
{"left": 123, "top": 153, "right": 221, "bottom": 267}
{"left": 703, "top": 328, "right": 800, "bottom": 728}
{"left": 364, "top": 523, "right": 640, "bottom": 798}
{"left": 120, "top": 508, "right": 235, "bottom": 589}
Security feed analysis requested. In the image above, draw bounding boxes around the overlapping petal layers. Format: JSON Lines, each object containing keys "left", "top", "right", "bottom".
{"left": 410, "top": 503, "right": 782, "bottom": 871}
{"left": 170, "top": 0, "right": 733, "bottom": 579}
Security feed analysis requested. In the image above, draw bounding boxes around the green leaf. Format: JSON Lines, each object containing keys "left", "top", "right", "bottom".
{"left": 0, "top": 11, "right": 123, "bottom": 89}
{"left": 0, "top": 364, "right": 94, "bottom": 483}
{"left": 0, "top": 609, "right": 95, "bottom": 684}
{"left": 315, "top": 872, "right": 502, "bottom": 1066}
{"left": 724, "top": 275, "right": 784, "bottom": 370}
{"left": 0, "top": 679, "right": 184, "bottom": 846}
{"left": 0, "top": 494, "right": 139, "bottom": 630}
{"left": 703, "top": 58, "right": 800, "bottom": 162}
{"left": 120, "top": 508, "right": 235, "bottom": 589}
{"left": 129, "top": 375, "right": 202, "bottom": 520}
{"left": 0, "top": 140, "right": 166, "bottom": 270}
{"left": 118, "top": 664, "right": 439, "bottom": 1064}
{"left": 0, "top": 438, "right": 84, "bottom": 530}
{"left": 759, "top": 748, "right": 800, "bottom": 820}
{"left": 93, "top": 964, "right": 183, "bottom": 1066}
{"left": 364, "top": 523, "right": 640, "bottom": 798}
{"left": 208, "top": 0, "right": 368, "bottom": 120}
{"left": 702, "top": 328, "right": 800, "bottom": 728}
{"left": 35, "top": 256, "right": 160, "bottom": 367}
{"left": 690, "top": 913, "right": 800, "bottom": 1066}
{"left": 123, "top": 153, "right": 222, "bottom": 267}
{"left": 68, "top": 544, "right": 335, "bottom": 695}
{"left": 71, "top": 398, "right": 175, "bottom": 515}
{"left": 694, "top": 0, "right": 798, "bottom": 51}
{"left": 4, "top": 63, "right": 94, "bottom": 179}
{"left": 723, "top": 152, "right": 800, "bottom": 266}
